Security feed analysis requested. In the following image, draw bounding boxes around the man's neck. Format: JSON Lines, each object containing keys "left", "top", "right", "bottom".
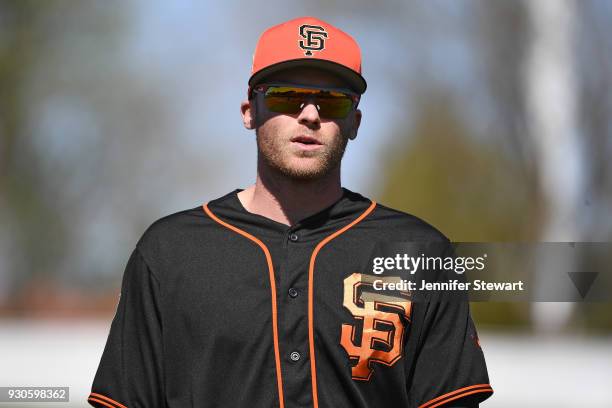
{"left": 237, "top": 166, "right": 343, "bottom": 227}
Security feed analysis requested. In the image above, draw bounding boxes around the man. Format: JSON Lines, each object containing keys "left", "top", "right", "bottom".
{"left": 88, "top": 16, "right": 492, "bottom": 408}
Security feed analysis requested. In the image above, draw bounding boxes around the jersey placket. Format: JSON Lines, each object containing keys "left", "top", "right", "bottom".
{"left": 275, "top": 226, "right": 314, "bottom": 408}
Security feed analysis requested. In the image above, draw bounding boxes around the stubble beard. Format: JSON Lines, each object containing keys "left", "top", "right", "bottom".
{"left": 256, "top": 129, "right": 349, "bottom": 181}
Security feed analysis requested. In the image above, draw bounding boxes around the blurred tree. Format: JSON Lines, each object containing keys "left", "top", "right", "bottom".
{"left": 379, "top": 90, "right": 537, "bottom": 329}
{"left": 578, "top": 2, "right": 612, "bottom": 239}
{"left": 574, "top": 1, "right": 612, "bottom": 333}
{"left": 523, "top": 0, "right": 583, "bottom": 333}
{"left": 0, "top": 1, "right": 129, "bottom": 304}
{"left": 0, "top": 0, "right": 228, "bottom": 314}
{"left": 380, "top": 91, "right": 541, "bottom": 242}
{"left": 0, "top": 1, "right": 74, "bottom": 296}
{"left": 472, "top": 0, "right": 533, "bottom": 170}
{"left": 376, "top": 0, "right": 611, "bottom": 331}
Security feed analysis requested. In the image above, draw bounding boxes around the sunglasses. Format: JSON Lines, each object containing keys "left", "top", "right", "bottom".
{"left": 251, "top": 83, "right": 360, "bottom": 119}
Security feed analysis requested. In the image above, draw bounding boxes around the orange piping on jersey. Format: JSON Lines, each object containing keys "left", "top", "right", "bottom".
{"left": 418, "top": 384, "right": 493, "bottom": 408}
{"left": 425, "top": 388, "right": 494, "bottom": 408}
{"left": 88, "top": 393, "right": 127, "bottom": 408}
{"left": 88, "top": 397, "right": 118, "bottom": 408}
{"left": 308, "top": 200, "right": 377, "bottom": 408}
{"left": 203, "top": 203, "right": 285, "bottom": 408}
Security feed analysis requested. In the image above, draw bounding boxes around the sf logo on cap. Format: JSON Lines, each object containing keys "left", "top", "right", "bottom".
{"left": 299, "top": 24, "right": 328, "bottom": 56}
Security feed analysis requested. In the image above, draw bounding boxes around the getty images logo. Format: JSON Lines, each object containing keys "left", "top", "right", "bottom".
{"left": 298, "top": 24, "right": 328, "bottom": 56}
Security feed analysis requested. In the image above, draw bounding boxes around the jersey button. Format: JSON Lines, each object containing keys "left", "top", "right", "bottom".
{"left": 289, "top": 233, "right": 299, "bottom": 242}
{"left": 289, "top": 351, "right": 301, "bottom": 362}
{"left": 288, "top": 287, "right": 298, "bottom": 298}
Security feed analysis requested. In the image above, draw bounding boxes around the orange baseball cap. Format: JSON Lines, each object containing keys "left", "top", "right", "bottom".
{"left": 248, "top": 16, "right": 367, "bottom": 95}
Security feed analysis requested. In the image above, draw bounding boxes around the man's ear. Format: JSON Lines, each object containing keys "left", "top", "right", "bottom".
{"left": 348, "top": 108, "right": 362, "bottom": 140}
{"left": 241, "top": 99, "right": 256, "bottom": 130}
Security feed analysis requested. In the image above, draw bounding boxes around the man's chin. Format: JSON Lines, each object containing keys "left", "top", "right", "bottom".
{"left": 274, "top": 159, "right": 334, "bottom": 181}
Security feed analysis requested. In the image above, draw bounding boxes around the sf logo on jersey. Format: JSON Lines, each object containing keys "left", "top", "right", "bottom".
{"left": 299, "top": 24, "right": 328, "bottom": 56}
{"left": 340, "top": 273, "right": 411, "bottom": 381}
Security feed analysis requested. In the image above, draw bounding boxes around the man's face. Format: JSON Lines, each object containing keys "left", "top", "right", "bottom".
{"left": 241, "top": 67, "right": 362, "bottom": 181}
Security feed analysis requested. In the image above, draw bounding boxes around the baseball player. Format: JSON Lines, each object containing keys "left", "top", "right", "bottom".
{"left": 88, "top": 16, "right": 492, "bottom": 408}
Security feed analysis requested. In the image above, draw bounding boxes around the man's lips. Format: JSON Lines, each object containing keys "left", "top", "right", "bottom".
{"left": 291, "top": 135, "right": 323, "bottom": 151}
{"left": 291, "top": 135, "right": 322, "bottom": 145}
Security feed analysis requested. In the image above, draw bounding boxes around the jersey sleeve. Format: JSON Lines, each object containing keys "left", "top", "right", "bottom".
{"left": 408, "top": 244, "right": 493, "bottom": 408}
{"left": 88, "top": 247, "right": 164, "bottom": 408}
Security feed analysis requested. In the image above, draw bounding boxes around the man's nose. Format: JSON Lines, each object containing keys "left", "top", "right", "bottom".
{"left": 297, "top": 101, "right": 321, "bottom": 127}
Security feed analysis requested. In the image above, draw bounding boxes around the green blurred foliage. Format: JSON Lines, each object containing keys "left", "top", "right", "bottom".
{"left": 0, "top": 1, "right": 70, "bottom": 286}
{"left": 378, "top": 91, "right": 612, "bottom": 332}
{"left": 379, "top": 92, "right": 542, "bottom": 242}
{"left": 378, "top": 91, "right": 543, "bottom": 329}
{"left": 0, "top": 1, "right": 122, "bottom": 292}
{"left": 572, "top": 304, "right": 612, "bottom": 333}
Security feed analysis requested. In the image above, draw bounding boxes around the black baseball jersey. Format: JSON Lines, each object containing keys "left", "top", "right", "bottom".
{"left": 88, "top": 188, "right": 492, "bottom": 408}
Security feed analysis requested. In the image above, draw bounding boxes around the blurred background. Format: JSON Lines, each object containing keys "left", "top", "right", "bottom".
{"left": 0, "top": 0, "right": 611, "bottom": 407}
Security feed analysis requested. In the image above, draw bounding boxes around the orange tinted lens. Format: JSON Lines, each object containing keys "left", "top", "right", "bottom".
{"left": 264, "top": 86, "right": 353, "bottom": 118}
{"left": 264, "top": 88, "right": 304, "bottom": 114}
{"left": 314, "top": 94, "right": 354, "bottom": 118}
